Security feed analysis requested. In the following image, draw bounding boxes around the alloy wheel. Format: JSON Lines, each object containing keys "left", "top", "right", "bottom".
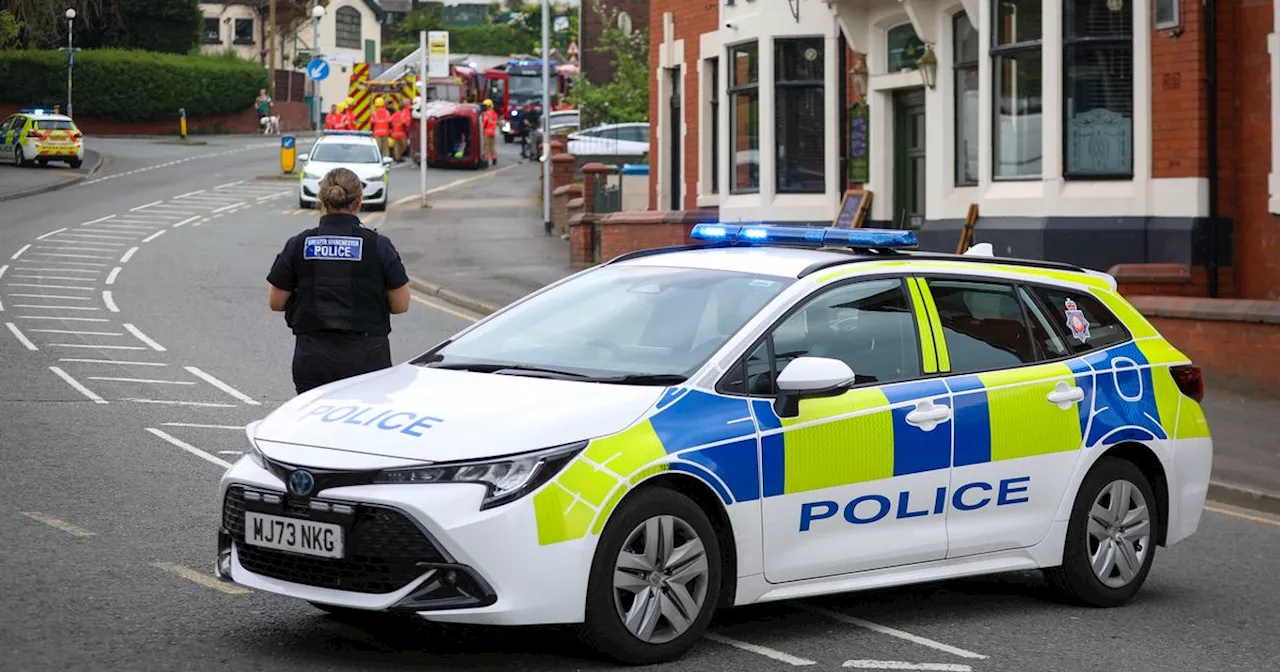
{"left": 611, "top": 514, "right": 710, "bottom": 645}
{"left": 1086, "top": 479, "right": 1152, "bottom": 589}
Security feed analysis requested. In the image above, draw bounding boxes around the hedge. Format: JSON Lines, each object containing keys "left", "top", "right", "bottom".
{"left": 0, "top": 49, "right": 268, "bottom": 122}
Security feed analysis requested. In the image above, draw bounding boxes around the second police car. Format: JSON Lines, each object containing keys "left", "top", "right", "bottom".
{"left": 216, "top": 225, "right": 1213, "bottom": 664}
{"left": 0, "top": 109, "right": 85, "bottom": 168}
{"left": 298, "top": 130, "right": 392, "bottom": 211}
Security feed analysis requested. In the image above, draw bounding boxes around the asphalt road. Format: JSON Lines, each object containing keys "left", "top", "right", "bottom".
{"left": 2, "top": 137, "right": 1280, "bottom": 672}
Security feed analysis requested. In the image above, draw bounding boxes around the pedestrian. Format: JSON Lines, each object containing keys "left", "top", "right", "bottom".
{"left": 390, "top": 100, "right": 410, "bottom": 163}
{"left": 324, "top": 104, "right": 341, "bottom": 131}
{"left": 371, "top": 96, "right": 392, "bottom": 158}
{"left": 481, "top": 98, "right": 498, "bottom": 167}
{"left": 266, "top": 167, "right": 411, "bottom": 395}
{"left": 255, "top": 89, "right": 272, "bottom": 122}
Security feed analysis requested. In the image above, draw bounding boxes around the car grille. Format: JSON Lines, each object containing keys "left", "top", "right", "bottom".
{"left": 222, "top": 485, "right": 447, "bottom": 594}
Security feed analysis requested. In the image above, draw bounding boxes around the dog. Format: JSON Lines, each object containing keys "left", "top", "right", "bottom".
{"left": 259, "top": 115, "right": 279, "bottom": 135}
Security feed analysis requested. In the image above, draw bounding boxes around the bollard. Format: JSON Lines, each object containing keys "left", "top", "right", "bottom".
{"left": 280, "top": 135, "right": 296, "bottom": 174}
{"left": 179, "top": 107, "right": 187, "bottom": 139}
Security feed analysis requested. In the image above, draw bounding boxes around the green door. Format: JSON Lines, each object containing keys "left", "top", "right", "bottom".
{"left": 365, "top": 39, "right": 377, "bottom": 64}
{"left": 893, "top": 88, "right": 926, "bottom": 229}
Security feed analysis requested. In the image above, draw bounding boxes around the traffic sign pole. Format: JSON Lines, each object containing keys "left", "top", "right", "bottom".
{"left": 307, "top": 58, "right": 330, "bottom": 132}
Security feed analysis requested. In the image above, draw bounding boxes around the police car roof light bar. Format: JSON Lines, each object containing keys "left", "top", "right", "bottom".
{"left": 322, "top": 130, "right": 375, "bottom": 137}
{"left": 690, "top": 223, "right": 919, "bottom": 250}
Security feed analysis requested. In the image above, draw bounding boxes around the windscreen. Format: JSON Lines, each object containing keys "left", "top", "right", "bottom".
{"left": 311, "top": 142, "right": 381, "bottom": 163}
{"left": 508, "top": 74, "right": 557, "bottom": 103}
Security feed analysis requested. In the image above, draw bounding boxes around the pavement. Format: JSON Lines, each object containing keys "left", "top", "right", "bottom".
{"left": 0, "top": 148, "right": 104, "bottom": 201}
{"left": 2, "top": 136, "right": 1280, "bottom": 671}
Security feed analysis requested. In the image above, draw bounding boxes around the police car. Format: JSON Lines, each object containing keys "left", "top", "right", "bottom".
{"left": 216, "top": 225, "right": 1213, "bottom": 664}
{"left": 298, "top": 130, "right": 392, "bottom": 211}
{"left": 0, "top": 109, "right": 85, "bottom": 168}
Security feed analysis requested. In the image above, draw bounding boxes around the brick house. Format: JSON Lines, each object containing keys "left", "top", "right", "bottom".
{"left": 582, "top": 0, "right": 651, "bottom": 87}
{"left": 644, "top": 0, "right": 1280, "bottom": 305}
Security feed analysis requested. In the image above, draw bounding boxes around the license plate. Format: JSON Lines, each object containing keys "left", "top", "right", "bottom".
{"left": 244, "top": 511, "right": 344, "bottom": 559}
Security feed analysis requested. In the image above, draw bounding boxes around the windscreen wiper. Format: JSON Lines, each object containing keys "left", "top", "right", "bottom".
{"left": 586, "top": 373, "right": 689, "bottom": 386}
{"left": 428, "top": 362, "right": 590, "bottom": 379}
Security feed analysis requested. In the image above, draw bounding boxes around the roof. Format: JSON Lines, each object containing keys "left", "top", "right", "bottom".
{"left": 11, "top": 110, "right": 72, "bottom": 121}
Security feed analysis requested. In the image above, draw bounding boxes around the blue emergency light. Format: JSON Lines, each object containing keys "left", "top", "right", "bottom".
{"left": 19, "top": 108, "right": 45, "bottom": 114}
{"left": 322, "top": 130, "right": 374, "bottom": 137}
{"left": 690, "top": 223, "right": 919, "bottom": 249}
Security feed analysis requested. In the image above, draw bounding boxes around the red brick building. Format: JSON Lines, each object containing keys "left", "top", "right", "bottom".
{"left": 646, "top": 0, "right": 1280, "bottom": 302}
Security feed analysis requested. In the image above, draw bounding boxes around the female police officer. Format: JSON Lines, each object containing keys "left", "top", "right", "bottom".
{"left": 266, "top": 168, "right": 411, "bottom": 394}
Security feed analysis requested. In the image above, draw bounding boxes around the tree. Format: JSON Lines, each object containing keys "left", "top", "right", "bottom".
{"left": 0, "top": 10, "right": 23, "bottom": 49}
{"left": 570, "top": 0, "right": 647, "bottom": 126}
{"left": 102, "top": 0, "right": 202, "bottom": 54}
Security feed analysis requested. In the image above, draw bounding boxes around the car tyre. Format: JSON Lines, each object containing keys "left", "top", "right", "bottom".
{"left": 14, "top": 145, "right": 27, "bottom": 167}
{"left": 68, "top": 158, "right": 82, "bottom": 169}
{"left": 369, "top": 200, "right": 386, "bottom": 212}
{"left": 1044, "top": 456, "right": 1158, "bottom": 608}
{"left": 298, "top": 197, "right": 311, "bottom": 210}
{"left": 580, "top": 486, "right": 721, "bottom": 666}
{"left": 503, "top": 133, "right": 512, "bottom": 144}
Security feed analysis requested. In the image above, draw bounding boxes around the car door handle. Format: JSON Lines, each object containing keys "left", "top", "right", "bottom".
{"left": 905, "top": 399, "right": 951, "bottom": 432}
{"left": 1047, "top": 381, "right": 1086, "bottom": 409}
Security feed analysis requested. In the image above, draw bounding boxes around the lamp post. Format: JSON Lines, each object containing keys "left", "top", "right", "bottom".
{"left": 541, "top": 0, "right": 552, "bottom": 235}
{"left": 312, "top": 4, "right": 326, "bottom": 131}
{"left": 65, "top": 8, "right": 76, "bottom": 118}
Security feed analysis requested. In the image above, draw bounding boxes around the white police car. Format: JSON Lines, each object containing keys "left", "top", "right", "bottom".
{"left": 298, "top": 130, "right": 392, "bottom": 211}
{"left": 216, "top": 225, "right": 1213, "bottom": 664}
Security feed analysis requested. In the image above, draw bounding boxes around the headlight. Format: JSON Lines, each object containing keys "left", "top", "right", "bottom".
{"left": 374, "top": 441, "right": 586, "bottom": 510}
{"left": 247, "top": 440, "right": 269, "bottom": 470}
{"left": 303, "top": 169, "right": 321, "bottom": 180}
{"left": 368, "top": 172, "right": 385, "bottom": 182}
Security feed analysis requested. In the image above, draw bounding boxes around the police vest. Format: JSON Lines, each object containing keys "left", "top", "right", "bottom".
{"left": 285, "top": 216, "right": 391, "bottom": 337}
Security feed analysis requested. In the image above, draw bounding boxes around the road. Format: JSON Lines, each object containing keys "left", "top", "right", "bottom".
{"left": 2, "top": 136, "right": 1280, "bottom": 672}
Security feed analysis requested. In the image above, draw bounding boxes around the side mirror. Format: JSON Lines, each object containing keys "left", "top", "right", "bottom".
{"left": 774, "top": 356, "right": 855, "bottom": 418}
{"left": 298, "top": 153, "right": 309, "bottom": 162}
{"left": 382, "top": 156, "right": 394, "bottom": 165}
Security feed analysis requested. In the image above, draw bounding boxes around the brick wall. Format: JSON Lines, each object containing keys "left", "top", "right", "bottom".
{"left": 582, "top": 0, "right": 652, "bottom": 87}
{"left": 1132, "top": 296, "right": 1280, "bottom": 392}
{"left": 648, "top": 0, "right": 719, "bottom": 211}
{"left": 0, "top": 102, "right": 311, "bottom": 135}
{"left": 1151, "top": 9, "right": 1208, "bottom": 178}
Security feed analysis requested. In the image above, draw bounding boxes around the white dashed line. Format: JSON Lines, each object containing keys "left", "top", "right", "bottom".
{"left": 8, "top": 294, "right": 91, "bottom": 301}
{"left": 214, "top": 180, "right": 244, "bottom": 189}
{"left": 82, "top": 215, "right": 116, "bottom": 225}
{"left": 10, "top": 275, "right": 98, "bottom": 282}
{"left": 796, "top": 605, "right": 987, "bottom": 660}
{"left": 88, "top": 376, "right": 194, "bottom": 385}
{"left": 6, "top": 322, "right": 38, "bottom": 350}
{"left": 50, "top": 343, "right": 145, "bottom": 350}
{"left": 120, "top": 247, "right": 139, "bottom": 264}
{"left": 162, "top": 423, "right": 245, "bottom": 430}
{"left": 21, "top": 512, "right": 95, "bottom": 537}
{"left": 703, "top": 633, "right": 816, "bottom": 666}
{"left": 145, "top": 428, "right": 232, "bottom": 468}
{"left": 106, "top": 268, "right": 121, "bottom": 285}
{"left": 16, "top": 316, "right": 108, "bottom": 322}
{"left": 60, "top": 358, "right": 164, "bottom": 366}
{"left": 843, "top": 663, "right": 973, "bottom": 671}
{"left": 130, "top": 200, "right": 164, "bottom": 211}
{"left": 0, "top": 264, "right": 7, "bottom": 280}
{"left": 27, "top": 252, "right": 114, "bottom": 259}
{"left": 36, "top": 228, "right": 68, "bottom": 240}
{"left": 174, "top": 189, "right": 206, "bottom": 198}
{"left": 183, "top": 366, "right": 259, "bottom": 405}
{"left": 211, "top": 202, "right": 247, "bottom": 214}
{"left": 127, "top": 398, "right": 237, "bottom": 408}
{"left": 30, "top": 329, "right": 123, "bottom": 336}
{"left": 60, "top": 231, "right": 143, "bottom": 240}
{"left": 10, "top": 244, "right": 31, "bottom": 260}
{"left": 103, "top": 291, "right": 119, "bottom": 312}
{"left": 171, "top": 216, "right": 200, "bottom": 228}
{"left": 123, "top": 323, "right": 165, "bottom": 351}
{"left": 36, "top": 245, "right": 120, "bottom": 254}
{"left": 17, "top": 260, "right": 107, "bottom": 267}
{"left": 13, "top": 305, "right": 100, "bottom": 311}
{"left": 141, "top": 230, "right": 166, "bottom": 243}
{"left": 8, "top": 284, "right": 95, "bottom": 291}
{"left": 49, "top": 366, "right": 107, "bottom": 403}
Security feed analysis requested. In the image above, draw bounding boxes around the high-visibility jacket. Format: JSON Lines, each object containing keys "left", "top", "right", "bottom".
{"left": 390, "top": 108, "right": 409, "bottom": 139}
{"left": 371, "top": 107, "right": 392, "bottom": 137}
{"left": 325, "top": 114, "right": 341, "bottom": 130}
{"left": 481, "top": 109, "right": 498, "bottom": 137}
{"left": 338, "top": 111, "right": 355, "bottom": 130}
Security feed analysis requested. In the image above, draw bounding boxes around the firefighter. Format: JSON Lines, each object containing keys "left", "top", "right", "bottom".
{"left": 481, "top": 98, "right": 499, "bottom": 167}
{"left": 340, "top": 98, "right": 356, "bottom": 130}
{"left": 390, "top": 99, "right": 410, "bottom": 163}
{"left": 371, "top": 96, "right": 392, "bottom": 156}
{"left": 325, "top": 104, "right": 341, "bottom": 131}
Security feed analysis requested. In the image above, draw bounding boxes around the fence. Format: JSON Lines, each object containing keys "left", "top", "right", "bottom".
{"left": 591, "top": 166, "right": 621, "bottom": 214}
{"left": 272, "top": 69, "right": 307, "bottom": 103}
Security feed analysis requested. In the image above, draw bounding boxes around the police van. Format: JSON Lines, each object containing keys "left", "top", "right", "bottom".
{"left": 215, "top": 225, "right": 1213, "bottom": 664}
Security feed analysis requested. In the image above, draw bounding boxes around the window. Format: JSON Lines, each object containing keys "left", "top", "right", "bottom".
{"left": 992, "top": 0, "right": 1042, "bottom": 180}
{"left": 617, "top": 125, "right": 647, "bottom": 142}
{"left": 709, "top": 57, "right": 720, "bottom": 194}
{"left": 775, "top": 38, "right": 825, "bottom": 194}
{"left": 720, "top": 279, "right": 921, "bottom": 395}
{"left": 233, "top": 18, "right": 254, "bottom": 45}
{"left": 886, "top": 23, "right": 926, "bottom": 72}
{"left": 1154, "top": 0, "right": 1180, "bottom": 30}
{"left": 310, "top": 141, "right": 383, "bottom": 164}
{"left": 925, "top": 279, "right": 1040, "bottom": 373}
{"left": 953, "top": 13, "right": 979, "bottom": 186}
{"left": 202, "top": 18, "right": 221, "bottom": 44}
{"left": 335, "top": 7, "right": 362, "bottom": 50}
{"left": 1017, "top": 287, "right": 1071, "bottom": 359}
{"left": 728, "top": 43, "right": 760, "bottom": 193}
{"left": 1064, "top": 0, "right": 1134, "bottom": 178}
{"left": 1027, "top": 285, "right": 1131, "bottom": 354}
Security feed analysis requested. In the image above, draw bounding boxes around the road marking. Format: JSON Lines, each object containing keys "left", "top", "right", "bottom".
{"left": 12, "top": 267, "right": 99, "bottom": 273}
{"left": 10, "top": 244, "right": 31, "bottom": 260}
{"left": 82, "top": 215, "right": 116, "bottom": 225}
{"left": 184, "top": 366, "right": 259, "bottom": 405}
{"left": 256, "top": 190, "right": 291, "bottom": 201}
{"left": 60, "top": 231, "right": 142, "bottom": 240}
{"left": 36, "top": 245, "right": 120, "bottom": 254}
{"left": 130, "top": 200, "right": 164, "bottom": 211}
{"left": 31, "top": 329, "right": 123, "bottom": 336}
{"left": 89, "top": 376, "right": 194, "bottom": 385}
{"left": 10, "top": 275, "right": 98, "bottom": 282}
{"left": 0, "top": 264, "right": 6, "bottom": 280}
{"left": 6, "top": 322, "right": 38, "bottom": 350}
{"left": 702, "top": 633, "right": 816, "bottom": 666}
{"left": 171, "top": 216, "right": 200, "bottom": 228}
{"left": 145, "top": 428, "right": 235, "bottom": 468}
{"left": 8, "top": 294, "right": 91, "bottom": 301}
{"left": 151, "top": 561, "right": 248, "bottom": 594}
{"left": 843, "top": 662, "right": 973, "bottom": 671}
{"left": 390, "top": 163, "right": 523, "bottom": 208}
{"left": 27, "top": 252, "right": 114, "bottom": 259}
{"left": 60, "top": 358, "right": 166, "bottom": 366}
{"left": 47, "top": 237, "right": 128, "bottom": 246}
{"left": 14, "top": 305, "right": 100, "bottom": 311}
{"left": 17, "top": 316, "right": 109, "bottom": 322}
{"left": 128, "top": 398, "right": 237, "bottom": 408}
{"left": 123, "top": 323, "right": 165, "bottom": 351}
{"left": 103, "top": 291, "right": 119, "bottom": 312}
{"left": 163, "top": 422, "right": 245, "bottom": 430}
{"left": 51, "top": 343, "right": 146, "bottom": 350}
{"left": 1206, "top": 504, "right": 1280, "bottom": 528}
{"left": 21, "top": 512, "right": 94, "bottom": 537}
{"left": 120, "top": 247, "right": 139, "bottom": 264}
{"left": 36, "top": 227, "right": 68, "bottom": 240}
{"left": 141, "top": 230, "right": 166, "bottom": 244}
{"left": 215, "top": 180, "right": 244, "bottom": 189}
{"left": 796, "top": 604, "right": 987, "bottom": 660}
{"left": 106, "top": 268, "right": 121, "bottom": 285}
{"left": 212, "top": 202, "right": 247, "bottom": 214}
{"left": 14, "top": 260, "right": 107, "bottom": 267}
{"left": 49, "top": 366, "right": 107, "bottom": 403}
{"left": 174, "top": 189, "right": 207, "bottom": 198}
{"left": 91, "top": 221, "right": 160, "bottom": 228}
{"left": 218, "top": 450, "right": 244, "bottom": 456}
{"left": 411, "top": 294, "right": 480, "bottom": 322}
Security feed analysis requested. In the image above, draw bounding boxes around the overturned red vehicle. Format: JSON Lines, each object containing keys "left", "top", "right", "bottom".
{"left": 411, "top": 100, "right": 486, "bottom": 170}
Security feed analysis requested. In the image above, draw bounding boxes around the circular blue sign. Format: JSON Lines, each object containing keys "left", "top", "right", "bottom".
{"left": 307, "top": 58, "right": 330, "bottom": 82}
{"left": 282, "top": 136, "right": 295, "bottom": 149}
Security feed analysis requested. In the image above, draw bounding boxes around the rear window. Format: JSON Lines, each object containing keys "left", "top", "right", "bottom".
{"left": 1028, "top": 286, "right": 1131, "bottom": 354}
{"left": 35, "top": 119, "right": 76, "bottom": 131}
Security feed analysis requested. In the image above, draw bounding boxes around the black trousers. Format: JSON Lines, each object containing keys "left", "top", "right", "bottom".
{"left": 292, "top": 331, "right": 392, "bottom": 395}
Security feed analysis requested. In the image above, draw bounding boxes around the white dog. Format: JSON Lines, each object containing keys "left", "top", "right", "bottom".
{"left": 259, "top": 115, "right": 279, "bottom": 134}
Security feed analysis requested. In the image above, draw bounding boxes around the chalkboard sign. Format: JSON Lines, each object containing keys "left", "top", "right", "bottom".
{"left": 833, "top": 189, "right": 872, "bottom": 229}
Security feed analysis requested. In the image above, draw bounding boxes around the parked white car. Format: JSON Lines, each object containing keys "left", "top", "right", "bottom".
{"left": 567, "top": 122, "right": 649, "bottom": 157}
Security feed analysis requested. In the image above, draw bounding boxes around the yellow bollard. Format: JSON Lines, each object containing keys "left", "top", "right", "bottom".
{"left": 280, "top": 135, "right": 296, "bottom": 174}
{"left": 179, "top": 107, "right": 187, "bottom": 139}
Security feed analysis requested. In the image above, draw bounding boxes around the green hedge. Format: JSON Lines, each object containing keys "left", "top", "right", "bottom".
{"left": 0, "top": 49, "right": 268, "bottom": 122}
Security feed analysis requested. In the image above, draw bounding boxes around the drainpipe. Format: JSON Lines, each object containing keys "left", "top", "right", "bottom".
{"left": 1205, "top": 0, "right": 1220, "bottom": 298}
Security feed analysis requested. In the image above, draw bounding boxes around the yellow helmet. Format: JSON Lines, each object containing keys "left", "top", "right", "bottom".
{"left": 374, "top": 96, "right": 385, "bottom": 106}
{"left": 483, "top": 98, "right": 493, "bottom": 107}
{"left": 345, "top": 97, "right": 355, "bottom": 107}
{"left": 337, "top": 102, "right": 347, "bottom": 111}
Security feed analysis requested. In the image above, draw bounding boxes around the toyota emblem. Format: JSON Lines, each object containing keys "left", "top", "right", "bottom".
{"left": 289, "top": 470, "right": 315, "bottom": 496}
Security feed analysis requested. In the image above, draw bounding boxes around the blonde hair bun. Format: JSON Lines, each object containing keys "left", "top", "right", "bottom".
{"left": 317, "top": 168, "right": 363, "bottom": 213}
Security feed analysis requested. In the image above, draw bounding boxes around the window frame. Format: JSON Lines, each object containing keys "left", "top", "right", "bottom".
{"left": 953, "top": 12, "right": 979, "bottom": 187}
{"left": 990, "top": 0, "right": 1043, "bottom": 182}
{"left": 232, "top": 18, "right": 254, "bottom": 45}
{"left": 335, "top": 6, "right": 363, "bottom": 50}
{"left": 1021, "top": 280, "right": 1135, "bottom": 354}
{"left": 920, "top": 276, "right": 1051, "bottom": 373}
{"left": 1154, "top": 0, "right": 1180, "bottom": 30}
{"left": 1062, "top": 0, "right": 1135, "bottom": 180}
{"left": 773, "top": 37, "right": 826, "bottom": 195}
{"left": 202, "top": 18, "right": 221, "bottom": 44}
{"left": 708, "top": 56, "right": 720, "bottom": 195}
{"left": 727, "top": 42, "right": 761, "bottom": 195}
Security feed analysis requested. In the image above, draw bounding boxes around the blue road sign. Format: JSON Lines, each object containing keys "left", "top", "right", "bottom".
{"left": 282, "top": 136, "right": 296, "bottom": 149}
{"left": 307, "top": 58, "right": 330, "bottom": 82}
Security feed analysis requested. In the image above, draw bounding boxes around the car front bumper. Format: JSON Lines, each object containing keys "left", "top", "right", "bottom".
{"left": 214, "top": 456, "right": 596, "bottom": 626}
{"left": 299, "top": 176, "right": 387, "bottom": 204}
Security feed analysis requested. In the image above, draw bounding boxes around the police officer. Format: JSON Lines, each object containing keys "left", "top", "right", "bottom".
{"left": 266, "top": 168, "right": 411, "bottom": 394}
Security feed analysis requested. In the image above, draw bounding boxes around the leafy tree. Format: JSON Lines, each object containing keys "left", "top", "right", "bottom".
{"left": 1, "top": 0, "right": 201, "bottom": 53}
{"left": 569, "top": 0, "right": 647, "bottom": 126}
{"left": 0, "top": 10, "right": 23, "bottom": 49}
{"left": 103, "top": 0, "right": 202, "bottom": 54}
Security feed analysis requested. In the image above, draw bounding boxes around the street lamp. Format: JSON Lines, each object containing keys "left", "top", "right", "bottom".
{"left": 850, "top": 56, "right": 868, "bottom": 99}
{"left": 312, "top": 4, "right": 326, "bottom": 131}
{"left": 916, "top": 44, "right": 937, "bottom": 90}
{"left": 65, "top": 8, "right": 76, "bottom": 118}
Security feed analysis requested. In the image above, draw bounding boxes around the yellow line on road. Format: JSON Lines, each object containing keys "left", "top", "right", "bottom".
{"left": 411, "top": 294, "right": 479, "bottom": 323}
{"left": 151, "top": 561, "right": 251, "bottom": 595}
{"left": 391, "top": 162, "right": 522, "bottom": 207}
{"left": 22, "top": 512, "right": 95, "bottom": 537}
{"left": 1205, "top": 504, "right": 1280, "bottom": 528}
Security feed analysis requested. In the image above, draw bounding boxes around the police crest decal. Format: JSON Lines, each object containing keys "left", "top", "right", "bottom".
{"left": 1064, "top": 298, "right": 1090, "bottom": 343}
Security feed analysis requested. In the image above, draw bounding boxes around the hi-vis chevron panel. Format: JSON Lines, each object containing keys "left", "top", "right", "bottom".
{"left": 347, "top": 63, "right": 419, "bottom": 132}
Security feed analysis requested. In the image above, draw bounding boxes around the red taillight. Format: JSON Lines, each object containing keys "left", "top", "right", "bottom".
{"left": 26, "top": 130, "right": 42, "bottom": 139}
{"left": 1171, "top": 364, "right": 1203, "bottom": 402}
{"left": 71, "top": 132, "right": 82, "bottom": 140}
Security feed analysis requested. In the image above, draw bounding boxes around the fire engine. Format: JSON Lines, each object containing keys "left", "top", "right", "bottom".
{"left": 484, "top": 58, "right": 577, "bottom": 143}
